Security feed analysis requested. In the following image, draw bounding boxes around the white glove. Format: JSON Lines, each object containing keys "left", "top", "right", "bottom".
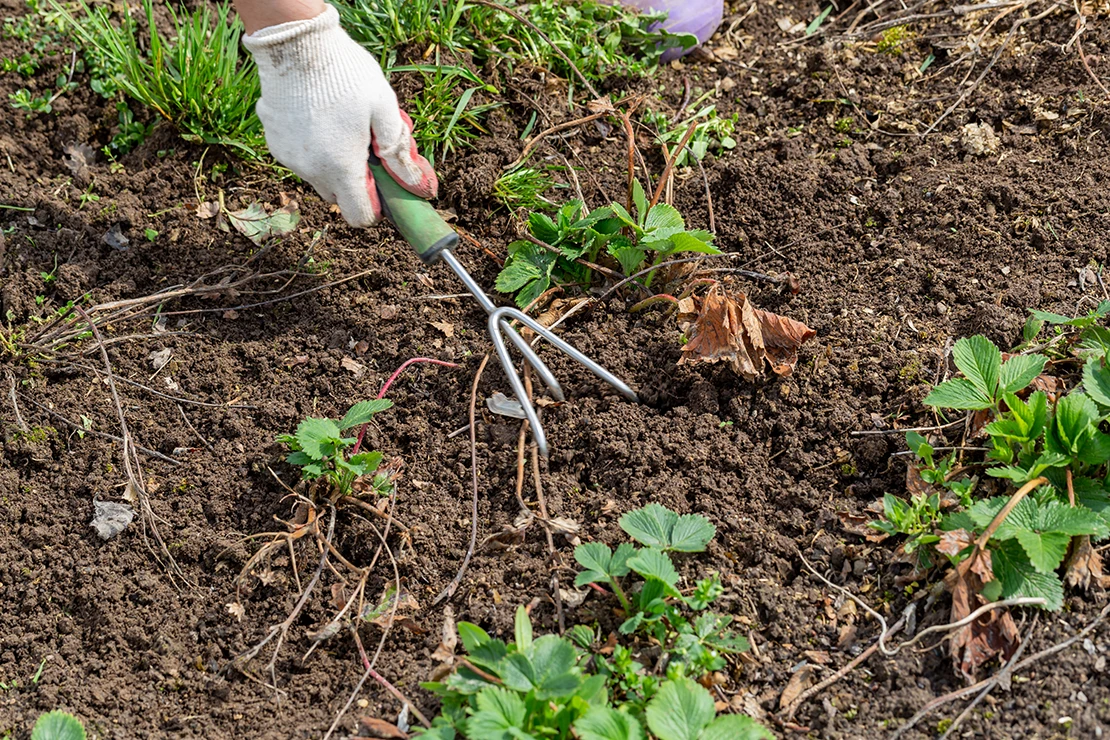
{"left": 242, "top": 4, "right": 438, "bottom": 227}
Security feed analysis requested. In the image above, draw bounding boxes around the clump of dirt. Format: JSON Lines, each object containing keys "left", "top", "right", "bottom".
{"left": 3, "top": 0, "right": 1110, "bottom": 738}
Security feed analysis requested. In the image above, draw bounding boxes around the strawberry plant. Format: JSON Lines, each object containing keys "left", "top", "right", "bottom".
{"left": 575, "top": 504, "right": 750, "bottom": 679}
{"left": 872, "top": 325, "right": 1110, "bottom": 611}
{"left": 277, "top": 400, "right": 394, "bottom": 498}
{"left": 495, "top": 181, "right": 718, "bottom": 307}
{"left": 418, "top": 604, "right": 770, "bottom": 740}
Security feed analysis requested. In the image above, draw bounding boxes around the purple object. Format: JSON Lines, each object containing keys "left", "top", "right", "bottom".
{"left": 621, "top": 0, "right": 724, "bottom": 61}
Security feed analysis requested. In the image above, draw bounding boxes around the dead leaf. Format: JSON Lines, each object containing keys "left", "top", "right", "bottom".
{"left": 1030, "top": 374, "right": 1062, "bottom": 402}
{"left": 102, "top": 223, "right": 129, "bottom": 251}
{"left": 936, "top": 529, "right": 973, "bottom": 557}
{"left": 380, "top": 305, "right": 400, "bottom": 320}
{"left": 354, "top": 340, "right": 370, "bottom": 355}
{"left": 222, "top": 310, "right": 240, "bottom": 320}
{"left": 148, "top": 347, "right": 172, "bottom": 371}
{"left": 837, "top": 511, "right": 888, "bottom": 542}
{"left": 342, "top": 356, "right": 365, "bottom": 378}
{"left": 945, "top": 549, "right": 1017, "bottom": 683}
{"left": 62, "top": 142, "right": 95, "bottom": 181}
{"left": 195, "top": 201, "right": 220, "bottom": 219}
{"left": 415, "top": 273, "right": 435, "bottom": 290}
{"left": 1065, "top": 535, "right": 1105, "bottom": 591}
{"left": 284, "top": 355, "right": 309, "bottom": 368}
{"left": 430, "top": 321, "right": 454, "bottom": 337}
{"left": 226, "top": 201, "right": 301, "bottom": 246}
{"left": 560, "top": 588, "right": 588, "bottom": 609}
{"left": 363, "top": 587, "right": 420, "bottom": 629}
{"left": 678, "top": 285, "right": 814, "bottom": 380}
{"left": 227, "top": 602, "right": 245, "bottom": 621}
{"left": 803, "top": 650, "right": 831, "bottom": 665}
{"left": 90, "top": 500, "right": 134, "bottom": 540}
{"left": 430, "top": 606, "right": 457, "bottom": 663}
{"left": 754, "top": 308, "right": 816, "bottom": 376}
{"left": 357, "top": 717, "right": 409, "bottom": 739}
{"left": 543, "top": 516, "right": 581, "bottom": 536}
{"left": 779, "top": 664, "right": 817, "bottom": 709}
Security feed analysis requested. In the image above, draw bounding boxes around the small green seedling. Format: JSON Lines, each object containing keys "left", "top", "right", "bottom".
{"left": 643, "top": 103, "right": 737, "bottom": 167}
{"left": 277, "top": 400, "right": 394, "bottom": 498}
{"left": 496, "top": 181, "right": 718, "bottom": 307}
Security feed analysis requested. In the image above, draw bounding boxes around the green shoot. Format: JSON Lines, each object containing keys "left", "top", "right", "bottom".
{"left": 494, "top": 167, "right": 561, "bottom": 212}
{"left": 643, "top": 104, "right": 737, "bottom": 167}
{"left": 277, "top": 400, "right": 394, "bottom": 498}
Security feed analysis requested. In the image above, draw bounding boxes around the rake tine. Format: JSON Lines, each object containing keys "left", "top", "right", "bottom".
{"left": 488, "top": 311, "right": 549, "bottom": 457}
{"left": 496, "top": 317, "right": 566, "bottom": 401}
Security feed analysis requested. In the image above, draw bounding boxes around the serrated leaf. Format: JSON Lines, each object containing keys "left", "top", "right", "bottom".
{"left": 347, "top": 451, "right": 383, "bottom": 474}
{"left": 952, "top": 336, "right": 1001, "bottom": 401}
{"left": 669, "top": 515, "right": 716, "bottom": 552}
{"left": 610, "top": 542, "right": 636, "bottom": 577}
{"left": 701, "top": 715, "right": 774, "bottom": 740}
{"left": 609, "top": 202, "right": 638, "bottom": 228}
{"left": 1084, "top": 359, "right": 1110, "bottom": 408}
{"left": 294, "top": 417, "right": 342, "bottom": 461}
{"left": 644, "top": 203, "right": 684, "bottom": 234}
{"left": 993, "top": 539, "right": 1064, "bottom": 610}
{"left": 620, "top": 504, "right": 678, "bottom": 548}
{"left": 999, "top": 354, "right": 1046, "bottom": 393}
{"left": 1038, "top": 500, "right": 1109, "bottom": 538}
{"left": 468, "top": 686, "right": 527, "bottom": 734}
{"left": 665, "top": 231, "right": 722, "bottom": 256}
{"left": 456, "top": 622, "right": 491, "bottom": 653}
{"left": 627, "top": 548, "right": 680, "bottom": 594}
{"left": 226, "top": 201, "right": 300, "bottom": 246}
{"left": 514, "top": 605, "right": 532, "bottom": 651}
{"left": 611, "top": 246, "right": 647, "bottom": 277}
{"left": 924, "top": 378, "right": 993, "bottom": 410}
{"left": 496, "top": 253, "right": 542, "bottom": 293}
{"left": 285, "top": 450, "right": 314, "bottom": 467}
{"left": 974, "top": 495, "right": 1037, "bottom": 541}
{"left": 575, "top": 706, "right": 645, "bottom": 740}
{"left": 528, "top": 211, "right": 560, "bottom": 244}
{"left": 645, "top": 677, "right": 715, "bottom": 740}
{"left": 1014, "top": 529, "right": 1072, "bottom": 574}
{"left": 339, "top": 399, "right": 393, "bottom": 430}
{"left": 1053, "top": 393, "right": 1099, "bottom": 453}
{"left": 32, "top": 711, "right": 86, "bottom": 740}
{"left": 528, "top": 635, "right": 579, "bottom": 699}
{"left": 575, "top": 542, "right": 616, "bottom": 586}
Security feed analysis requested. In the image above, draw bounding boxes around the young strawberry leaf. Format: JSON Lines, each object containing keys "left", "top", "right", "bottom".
{"left": 294, "top": 417, "right": 342, "bottom": 460}
{"left": 574, "top": 706, "right": 645, "bottom": 740}
{"left": 999, "top": 353, "right": 1046, "bottom": 394}
{"left": 992, "top": 539, "right": 1064, "bottom": 610}
{"left": 514, "top": 605, "right": 533, "bottom": 651}
{"left": 1083, "top": 358, "right": 1110, "bottom": 408}
{"left": 574, "top": 542, "right": 635, "bottom": 586}
{"left": 32, "top": 711, "right": 86, "bottom": 740}
{"left": 700, "top": 715, "right": 775, "bottom": 740}
{"left": 339, "top": 399, "right": 393, "bottom": 430}
{"left": 1014, "top": 529, "right": 1072, "bottom": 574}
{"left": 631, "top": 179, "right": 648, "bottom": 226}
{"left": 645, "top": 677, "right": 715, "bottom": 740}
{"left": 924, "top": 378, "right": 994, "bottom": 410}
{"left": 626, "top": 548, "right": 680, "bottom": 595}
{"left": 952, "top": 335, "right": 1001, "bottom": 402}
{"left": 619, "top": 503, "right": 715, "bottom": 552}
{"left": 528, "top": 211, "right": 561, "bottom": 245}
{"left": 468, "top": 686, "right": 528, "bottom": 735}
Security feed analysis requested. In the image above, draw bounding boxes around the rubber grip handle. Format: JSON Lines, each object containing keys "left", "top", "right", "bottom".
{"left": 368, "top": 157, "right": 457, "bottom": 264}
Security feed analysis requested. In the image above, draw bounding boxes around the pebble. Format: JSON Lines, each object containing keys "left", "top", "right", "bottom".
{"left": 357, "top": 698, "right": 369, "bottom": 708}
{"left": 1001, "top": 266, "right": 1011, "bottom": 275}
{"left": 1096, "top": 656, "right": 1106, "bottom": 672}
{"left": 936, "top": 302, "right": 949, "bottom": 316}
{"left": 1084, "top": 638, "right": 1096, "bottom": 655}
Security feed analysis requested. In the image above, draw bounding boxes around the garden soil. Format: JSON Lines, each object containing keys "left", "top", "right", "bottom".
{"left": 3, "top": 0, "right": 1110, "bottom": 738}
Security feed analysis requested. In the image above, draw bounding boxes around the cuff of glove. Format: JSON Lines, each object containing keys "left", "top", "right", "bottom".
{"left": 242, "top": 4, "right": 364, "bottom": 108}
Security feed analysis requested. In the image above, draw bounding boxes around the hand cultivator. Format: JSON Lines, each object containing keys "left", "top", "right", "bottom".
{"left": 369, "top": 156, "right": 639, "bottom": 457}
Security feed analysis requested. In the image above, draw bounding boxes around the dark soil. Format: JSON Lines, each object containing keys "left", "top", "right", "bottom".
{"left": 3, "top": 0, "right": 1110, "bottom": 738}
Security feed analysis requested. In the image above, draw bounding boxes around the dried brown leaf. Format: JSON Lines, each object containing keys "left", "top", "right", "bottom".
{"left": 342, "top": 356, "right": 365, "bottom": 378}
{"left": 946, "top": 551, "right": 1017, "bottom": 682}
{"left": 430, "top": 605, "right": 457, "bottom": 663}
{"left": 62, "top": 142, "right": 95, "bottom": 181}
{"left": 430, "top": 321, "right": 454, "bottom": 337}
{"left": 678, "top": 285, "right": 764, "bottom": 380}
{"left": 195, "top": 201, "right": 220, "bottom": 219}
{"left": 357, "top": 716, "right": 409, "bottom": 739}
{"left": 779, "top": 664, "right": 817, "bottom": 709}
{"left": 1065, "top": 535, "right": 1105, "bottom": 591}
{"left": 936, "top": 528, "right": 973, "bottom": 558}
{"left": 837, "top": 511, "right": 888, "bottom": 543}
{"left": 753, "top": 308, "right": 816, "bottom": 376}
{"left": 226, "top": 602, "right": 245, "bottom": 621}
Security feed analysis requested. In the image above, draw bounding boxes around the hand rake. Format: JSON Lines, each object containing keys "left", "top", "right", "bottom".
{"left": 368, "top": 156, "right": 638, "bottom": 457}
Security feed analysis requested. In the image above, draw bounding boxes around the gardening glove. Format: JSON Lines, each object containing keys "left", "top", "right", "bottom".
{"left": 242, "top": 4, "right": 438, "bottom": 227}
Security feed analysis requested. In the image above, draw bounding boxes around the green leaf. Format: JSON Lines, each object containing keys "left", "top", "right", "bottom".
{"left": 294, "top": 417, "right": 342, "bottom": 461}
{"left": 514, "top": 605, "right": 533, "bottom": 651}
{"left": 567, "top": 624, "right": 595, "bottom": 649}
{"left": 610, "top": 542, "right": 636, "bottom": 577}
{"left": 923, "top": 378, "right": 993, "bottom": 410}
{"left": 348, "top": 451, "right": 383, "bottom": 472}
{"left": 1084, "top": 359, "right": 1110, "bottom": 408}
{"left": 999, "top": 354, "right": 1046, "bottom": 393}
{"left": 631, "top": 179, "right": 648, "bottom": 225}
{"left": 575, "top": 542, "right": 616, "bottom": 586}
{"left": 905, "top": 430, "right": 934, "bottom": 460}
{"left": 496, "top": 253, "right": 543, "bottom": 292}
{"left": 575, "top": 706, "right": 645, "bottom": 740}
{"left": 620, "top": 503, "right": 678, "bottom": 548}
{"left": 645, "top": 677, "right": 715, "bottom": 740}
{"left": 1022, "top": 316, "right": 1044, "bottom": 343}
{"left": 1029, "top": 308, "right": 1078, "bottom": 325}
{"left": 1038, "top": 500, "right": 1108, "bottom": 538}
{"left": 468, "top": 686, "right": 527, "bottom": 735}
{"left": 701, "top": 715, "right": 774, "bottom": 740}
{"left": 644, "top": 203, "right": 684, "bottom": 235}
{"left": 665, "top": 231, "right": 722, "bottom": 256}
{"left": 952, "top": 335, "right": 1001, "bottom": 401}
{"left": 1014, "top": 529, "right": 1072, "bottom": 574}
{"left": 670, "top": 515, "right": 716, "bottom": 553}
{"left": 32, "top": 711, "right": 86, "bottom": 740}
{"left": 339, "top": 399, "right": 393, "bottom": 430}
{"left": 457, "top": 622, "right": 491, "bottom": 653}
{"left": 805, "top": 4, "right": 833, "bottom": 35}
{"left": 285, "top": 450, "right": 314, "bottom": 467}
{"left": 992, "top": 540, "right": 1064, "bottom": 610}
{"left": 528, "top": 211, "right": 560, "bottom": 244}
{"left": 627, "top": 548, "right": 680, "bottom": 594}
{"left": 1053, "top": 393, "right": 1099, "bottom": 453}
{"left": 611, "top": 246, "right": 647, "bottom": 277}
{"left": 609, "top": 202, "right": 638, "bottom": 229}
{"left": 525, "top": 635, "right": 580, "bottom": 699}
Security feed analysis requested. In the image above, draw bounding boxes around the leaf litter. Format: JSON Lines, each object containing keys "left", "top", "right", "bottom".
{"left": 677, "top": 285, "right": 815, "bottom": 380}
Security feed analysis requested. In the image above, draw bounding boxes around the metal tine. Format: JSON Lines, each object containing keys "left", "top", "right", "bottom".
{"left": 488, "top": 312, "right": 549, "bottom": 457}
{"left": 491, "top": 307, "right": 639, "bottom": 403}
{"left": 497, "top": 318, "right": 566, "bottom": 401}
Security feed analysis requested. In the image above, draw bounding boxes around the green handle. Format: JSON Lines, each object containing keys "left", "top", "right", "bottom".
{"left": 368, "top": 158, "right": 457, "bottom": 263}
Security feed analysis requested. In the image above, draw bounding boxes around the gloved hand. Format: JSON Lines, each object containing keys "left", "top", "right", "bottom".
{"left": 242, "top": 5, "right": 438, "bottom": 227}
